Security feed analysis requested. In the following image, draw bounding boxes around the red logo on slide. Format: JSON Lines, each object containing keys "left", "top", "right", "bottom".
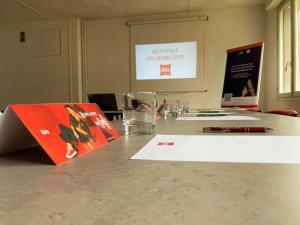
{"left": 160, "top": 64, "right": 171, "bottom": 76}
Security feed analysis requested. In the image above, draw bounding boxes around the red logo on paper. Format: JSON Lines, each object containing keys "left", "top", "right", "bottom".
{"left": 160, "top": 64, "right": 171, "bottom": 76}
{"left": 157, "top": 142, "right": 174, "bottom": 146}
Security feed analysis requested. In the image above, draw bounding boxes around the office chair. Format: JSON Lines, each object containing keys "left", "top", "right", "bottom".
{"left": 237, "top": 106, "right": 297, "bottom": 117}
{"left": 265, "top": 109, "right": 297, "bottom": 117}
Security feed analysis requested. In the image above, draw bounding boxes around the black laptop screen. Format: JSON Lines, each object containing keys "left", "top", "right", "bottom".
{"left": 87, "top": 93, "right": 118, "bottom": 111}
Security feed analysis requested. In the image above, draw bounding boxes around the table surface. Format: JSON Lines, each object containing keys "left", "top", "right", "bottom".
{"left": 1, "top": 111, "right": 300, "bottom": 225}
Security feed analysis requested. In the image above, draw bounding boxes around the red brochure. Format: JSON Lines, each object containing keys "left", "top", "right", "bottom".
{"left": 0, "top": 103, "right": 120, "bottom": 165}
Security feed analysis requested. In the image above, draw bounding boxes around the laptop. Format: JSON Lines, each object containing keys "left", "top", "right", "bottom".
{"left": 87, "top": 93, "right": 119, "bottom": 111}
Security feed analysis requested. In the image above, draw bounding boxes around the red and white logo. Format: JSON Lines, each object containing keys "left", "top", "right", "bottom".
{"left": 157, "top": 141, "right": 174, "bottom": 146}
{"left": 40, "top": 129, "right": 50, "bottom": 135}
{"left": 160, "top": 64, "right": 171, "bottom": 76}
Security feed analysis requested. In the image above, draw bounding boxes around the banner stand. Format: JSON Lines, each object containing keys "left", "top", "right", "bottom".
{"left": 221, "top": 42, "right": 264, "bottom": 108}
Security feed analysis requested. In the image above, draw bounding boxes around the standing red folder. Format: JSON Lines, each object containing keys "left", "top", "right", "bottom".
{"left": 0, "top": 103, "right": 120, "bottom": 165}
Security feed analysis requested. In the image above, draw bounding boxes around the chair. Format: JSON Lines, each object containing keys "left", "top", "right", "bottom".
{"left": 236, "top": 105, "right": 297, "bottom": 117}
{"left": 224, "top": 105, "right": 262, "bottom": 113}
{"left": 265, "top": 109, "right": 297, "bottom": 117}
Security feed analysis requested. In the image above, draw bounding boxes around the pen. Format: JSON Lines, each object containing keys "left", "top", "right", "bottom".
{"left": 203, "top": 127, "right": 274, "bottom": 133}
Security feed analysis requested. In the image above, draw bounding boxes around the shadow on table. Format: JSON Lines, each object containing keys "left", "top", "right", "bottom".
{"left": 0, "top": 146, "right": 53, "bottom": 165}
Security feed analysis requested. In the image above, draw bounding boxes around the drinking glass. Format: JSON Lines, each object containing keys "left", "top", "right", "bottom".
{"left": 123, "top": 92, "right": 157, "bottom": 135}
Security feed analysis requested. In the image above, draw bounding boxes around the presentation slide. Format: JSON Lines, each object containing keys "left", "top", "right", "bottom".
{"left": 135, "top": 42, "right": 197, "bottom": 80}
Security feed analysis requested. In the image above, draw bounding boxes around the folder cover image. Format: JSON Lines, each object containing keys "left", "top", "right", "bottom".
{"left": 0, "top": 103, "right": 120, "bottom": 165}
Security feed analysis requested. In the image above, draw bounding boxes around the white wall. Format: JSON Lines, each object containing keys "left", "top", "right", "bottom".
{"left": 86, "top": 18, "right": 130, "bottom": 107}
{"left": 0, "top": 18, "right": 82, "bottom": 110}
{"left": 265, "top": 0, "right": 283, "bottom": 10}
{"left": 86, "top": 7, "right": 266, "bottom": 109}
{"left": 0, "top": 7, "right": 267, "bottom": 111}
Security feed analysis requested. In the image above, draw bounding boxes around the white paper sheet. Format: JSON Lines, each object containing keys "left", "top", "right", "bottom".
{"left": 184, "top": 112, "right": 235, "bottom": 116}
{"left": 176, "top": 115, "right": 260, "bottom": 121}
{"left": 131, "top": 135, "right": 300, "bottom": 164}
{"left": 188, "top": 109, "right": 225, "bottom": 113}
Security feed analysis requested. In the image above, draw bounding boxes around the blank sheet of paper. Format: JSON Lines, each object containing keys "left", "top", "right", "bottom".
{"left": 176, "top": 115, "right": 260, "bottom": 121}
{"left": 131, "top": 135, "right": 300, "bottom": 164}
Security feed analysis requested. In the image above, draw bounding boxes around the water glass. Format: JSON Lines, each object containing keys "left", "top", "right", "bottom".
{"left": 123, "top": 92, "right": 157, "bottom": 135}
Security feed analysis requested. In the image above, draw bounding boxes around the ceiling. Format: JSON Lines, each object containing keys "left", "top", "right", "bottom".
{"left": 0, "top": 0, "right": 265, "bottom": 22}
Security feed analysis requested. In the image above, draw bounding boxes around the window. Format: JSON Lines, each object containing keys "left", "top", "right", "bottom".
{"left": 296, "top": 0, "right": 300, "bottom": 92}
{"left": 279, "top": 1, "right": 292, "bottom": 95}
{"left": 278, "top": 0, "right": 300, "bottom": 96}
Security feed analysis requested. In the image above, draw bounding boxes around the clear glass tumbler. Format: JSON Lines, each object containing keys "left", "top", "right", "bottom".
{"left": 123, "top": 92, "right": 157, "bottom": 135}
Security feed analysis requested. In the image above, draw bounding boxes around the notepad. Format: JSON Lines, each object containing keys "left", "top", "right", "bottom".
{"left": 131, "top": 135, "right": 300, "bottom": 164}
